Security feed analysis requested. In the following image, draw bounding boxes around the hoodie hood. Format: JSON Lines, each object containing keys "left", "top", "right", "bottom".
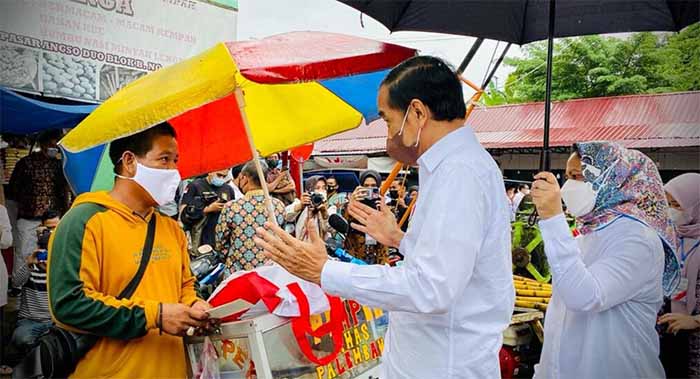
{"left": 72, "top": 191, "right": 151, "bottom": 223}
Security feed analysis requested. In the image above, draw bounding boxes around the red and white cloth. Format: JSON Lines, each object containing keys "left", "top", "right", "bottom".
{"left": 208, "top": 264, "right": 344, "bottom": 365}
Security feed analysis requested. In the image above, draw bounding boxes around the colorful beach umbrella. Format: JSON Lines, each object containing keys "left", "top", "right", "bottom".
{"left": 60, "top": 32, "right": 416, "bottom": 195}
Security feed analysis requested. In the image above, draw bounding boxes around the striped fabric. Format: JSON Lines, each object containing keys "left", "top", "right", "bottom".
{"left": 14, "top": 263, "right": 51, "bottom": 322}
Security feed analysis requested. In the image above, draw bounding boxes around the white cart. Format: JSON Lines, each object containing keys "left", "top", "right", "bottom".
{"left": 186, "top": 303, "right": 388, "bottom": 379}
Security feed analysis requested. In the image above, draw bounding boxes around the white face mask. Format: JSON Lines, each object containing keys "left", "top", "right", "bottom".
{"left": 668, "top": 208, "right": 687, "bottom": 226}
{"left": 118, "top": 162, "right": 181, "bottom": 206}
{"left": 560, "top": 179, "right": 598, "bottom": 217}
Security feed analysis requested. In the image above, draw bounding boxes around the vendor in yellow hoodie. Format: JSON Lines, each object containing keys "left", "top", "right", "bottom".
{"left": 48, "top": 122, "right": 210, "bottom": 378}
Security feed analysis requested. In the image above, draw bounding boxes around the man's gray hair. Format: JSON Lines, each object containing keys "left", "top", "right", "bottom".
{"left": 241, "top": 160, "right": 269, "bottom": 187}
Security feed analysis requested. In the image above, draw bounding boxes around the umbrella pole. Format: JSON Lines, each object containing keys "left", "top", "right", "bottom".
{"left": 541, "top": 0, "right": 556, "bottom": 172}
{"left": 481, "top": 43, "right": 511, "bottom": 89}
{"left": 457, "top": 38, "right": 484, "bottom": 75}
{"left": 234, "top": 87, "right": 278, "bottom": 225}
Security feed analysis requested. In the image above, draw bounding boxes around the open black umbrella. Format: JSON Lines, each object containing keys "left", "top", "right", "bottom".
{"left": 339, "top": 0, "right": 699, "bottom": 169}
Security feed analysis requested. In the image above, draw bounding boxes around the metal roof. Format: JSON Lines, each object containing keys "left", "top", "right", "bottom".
{"left": 314, "top": 91, "right": 700, "bottom": 155}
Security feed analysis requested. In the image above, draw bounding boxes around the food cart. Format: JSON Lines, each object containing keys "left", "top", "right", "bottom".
{"left": 186, "top": 299, "right": 388, "bottom": 379}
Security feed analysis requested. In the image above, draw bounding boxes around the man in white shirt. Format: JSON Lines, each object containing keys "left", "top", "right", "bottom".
{"left": 254, "top": 56, "right": 514, "bottom": 378}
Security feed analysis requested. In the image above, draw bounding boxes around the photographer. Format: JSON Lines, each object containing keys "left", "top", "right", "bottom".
{"left": 387, "top": 179, "right": 409, "bottom": 230}
{"left": 180, "top": 169, "right": 236, "bottom": 250}
{"left": 342, "top": 181, "right": 389, "bottom": 264}
{"left": 10, "top": 210, "right": 59, "bottom": 353}
{"left": 285, "top": 176, "right": 335, "bottom": 242}
{"left": 266, "top": 153, "right": 296, "bottom": 206}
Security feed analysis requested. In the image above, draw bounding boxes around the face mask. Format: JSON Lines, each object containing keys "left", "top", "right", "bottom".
{"left": 560, "top": 179, "right": 598, "bottom": 217}
{"left": 158, "top": 200, "right": 179, "bottom": 217}
{"left": 118, "top": 162, "right": 181, "bottom": 206}
{"left": 386, "top": 106, "right": 422, "bottom": 166}
{"left": 327, "top": 185, "right": 337, "bottom": 193}
{"left": 211, "top": 176, "right": 226, "bottom": 187}
{"left": 47, "top": 147, "right": 59, "bottom": 159}
{"left": 668, "top": 208, "right": 688, "bottom": 226}
{"left": 389, "top": 189, "right": 400, "bottom": 199}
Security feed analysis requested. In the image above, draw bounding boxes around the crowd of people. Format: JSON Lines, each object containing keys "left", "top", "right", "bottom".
{"left": 180, "top": 162, "right": 415, "bottom": 275}
{"left": 0, "top": 55, "right": 697, "bottom": 379}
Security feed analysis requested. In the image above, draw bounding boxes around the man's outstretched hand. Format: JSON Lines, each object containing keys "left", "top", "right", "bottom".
{"left": 254, "top": 219, "right": 328, "bottom": 285}
{"left": 348, "top": 199, "right": 404, "bottom": 248}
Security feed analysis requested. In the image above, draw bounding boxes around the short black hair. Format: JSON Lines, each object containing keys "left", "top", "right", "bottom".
{"left": 241, "top": 160, "right": 268, "bottom": 187}
{"left": 37, "top": 129, "right": 63, "bottom": 145}
{"left": 231, "top": 164, "right": 244, "bottom": 179}
{"left": 109, "top": 122, "right": 176, "bottom": 174}
{"left": 518, "top": 183, "right": 529, "bottom": 191}
{"left": 408, "top": 185, "right": 419, "bottom": 193}
{"left": 381, "top": 56, "right": 466, "bottom": 121}
{"left": 41, "top": 209, "right": 59, "bottom": 223}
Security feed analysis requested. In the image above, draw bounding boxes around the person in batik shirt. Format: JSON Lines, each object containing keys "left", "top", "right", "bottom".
{"left": 216, "top": 161, "right": 284, "bottom": 274}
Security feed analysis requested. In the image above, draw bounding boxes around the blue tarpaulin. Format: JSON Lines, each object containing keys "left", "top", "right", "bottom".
{"left": 0, "top": 87, "right": 96, "bottom": 135}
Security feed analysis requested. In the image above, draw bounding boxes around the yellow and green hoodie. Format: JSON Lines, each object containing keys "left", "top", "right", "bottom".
{"left": 47, "top": 191, "right": 199, "bottom": 379}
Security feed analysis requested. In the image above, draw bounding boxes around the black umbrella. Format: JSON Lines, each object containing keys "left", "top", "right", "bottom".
{"left": 339, "top": 0, "right": 699, "bottom": 170}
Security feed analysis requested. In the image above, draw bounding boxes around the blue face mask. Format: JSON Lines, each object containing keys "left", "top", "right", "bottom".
{"left": 211, "top": 177, "right": 226, "bottom": 187}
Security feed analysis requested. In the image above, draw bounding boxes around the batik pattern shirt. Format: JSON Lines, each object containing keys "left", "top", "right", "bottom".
{"left": 8, "top": 153, "right": 70, "bottom": 218}
{"left": 215, "top": 190, "right": 285, "bottom": 274}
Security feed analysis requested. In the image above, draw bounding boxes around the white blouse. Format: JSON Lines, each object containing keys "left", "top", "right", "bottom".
{"left": 535, "top": 214, "right": 665, "bottom": 379}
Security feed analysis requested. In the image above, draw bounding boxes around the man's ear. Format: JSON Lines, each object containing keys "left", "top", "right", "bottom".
{"left": 120, "top": 152, "right": 137, "bottom": 177}
{"left": 410, "top": 99, "right": 430, "bottom": 128}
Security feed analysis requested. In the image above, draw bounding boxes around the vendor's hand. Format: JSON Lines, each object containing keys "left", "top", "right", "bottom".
{"left": 348, "top": 200, "right": 403, "bottom": 248}
{"left": 191, "top": 301, "right": 220, "bottom": 334}
{"left": 204, "top": 200, "right": 225, "bottom": 214}
{"left": 531, "top": 172, "right": 564, "bottom": 220}
{"left": 254, "top": 219, "right": 327, "bottom": 285}
{"left": 160, "top": 303, "right": 208, "bottom": 336}
{"left": 658, "top": 313, "right": 700, "bottom": 334}
{"left": 192, "top": 300, "right": 211, "bottom": 313}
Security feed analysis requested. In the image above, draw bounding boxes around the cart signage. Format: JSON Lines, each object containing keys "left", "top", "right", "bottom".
{"left": 314, "top": 299, "right": 386, "bottom": 379}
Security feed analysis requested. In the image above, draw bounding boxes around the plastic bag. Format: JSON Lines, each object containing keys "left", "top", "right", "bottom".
{"left": 197, "top": 337, "right": 221, "bottom": 379}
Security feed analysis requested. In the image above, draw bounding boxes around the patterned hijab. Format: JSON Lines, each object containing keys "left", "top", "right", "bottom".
{"left": 574, "top": 141, "right": 680, "bottom": 296}
{"left": 664, "top": 173, "right": 700, "bottom": 239}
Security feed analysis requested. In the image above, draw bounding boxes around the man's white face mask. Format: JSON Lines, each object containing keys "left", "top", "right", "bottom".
{"left": 118, "top": 161, "right": 181, "bottom": 206}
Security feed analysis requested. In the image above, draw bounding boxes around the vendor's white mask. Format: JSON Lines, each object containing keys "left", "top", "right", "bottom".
{"left": 118, "top": 162, "right": 181, "bottom": 206}
{"left": 560, "top": 179, "right": 597, "bottom": 217}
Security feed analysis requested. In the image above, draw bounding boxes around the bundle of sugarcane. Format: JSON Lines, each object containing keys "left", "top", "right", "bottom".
{"left": 514, "top": 275, "right": 551, "bottom": 311}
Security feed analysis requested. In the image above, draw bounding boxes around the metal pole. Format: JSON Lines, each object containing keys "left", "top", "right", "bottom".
{"left": 541, "top": 0, "right": 556, "bottom": 172}
{"left": 481, "top": 43, "right": 512, "bottom": 89}
{"left": 456, "top": 38, "right": 484, "bottom": 74}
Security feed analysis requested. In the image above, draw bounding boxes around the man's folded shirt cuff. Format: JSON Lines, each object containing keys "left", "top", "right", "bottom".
{"left": 321, "top": 260, "right": 353, "bottom": 295}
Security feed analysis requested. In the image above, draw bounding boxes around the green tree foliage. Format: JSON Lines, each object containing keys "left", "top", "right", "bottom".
{"left": 481, "top": 24, "right": 699, "bottom": 105}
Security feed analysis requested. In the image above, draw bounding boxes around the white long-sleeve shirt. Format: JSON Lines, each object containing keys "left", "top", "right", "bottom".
{"left": 321, "top": 126, "right": 514, "bottom": 379}
{"left": 0, "top": 205, "right": 12, "bottom": 307}
{"left": 535, "top": 214, "right": 665, "bottom": 379}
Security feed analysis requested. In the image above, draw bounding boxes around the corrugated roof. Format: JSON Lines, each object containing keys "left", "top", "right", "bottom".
{"left": 314, "top": 91, "right": 700, "bottom": 155}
